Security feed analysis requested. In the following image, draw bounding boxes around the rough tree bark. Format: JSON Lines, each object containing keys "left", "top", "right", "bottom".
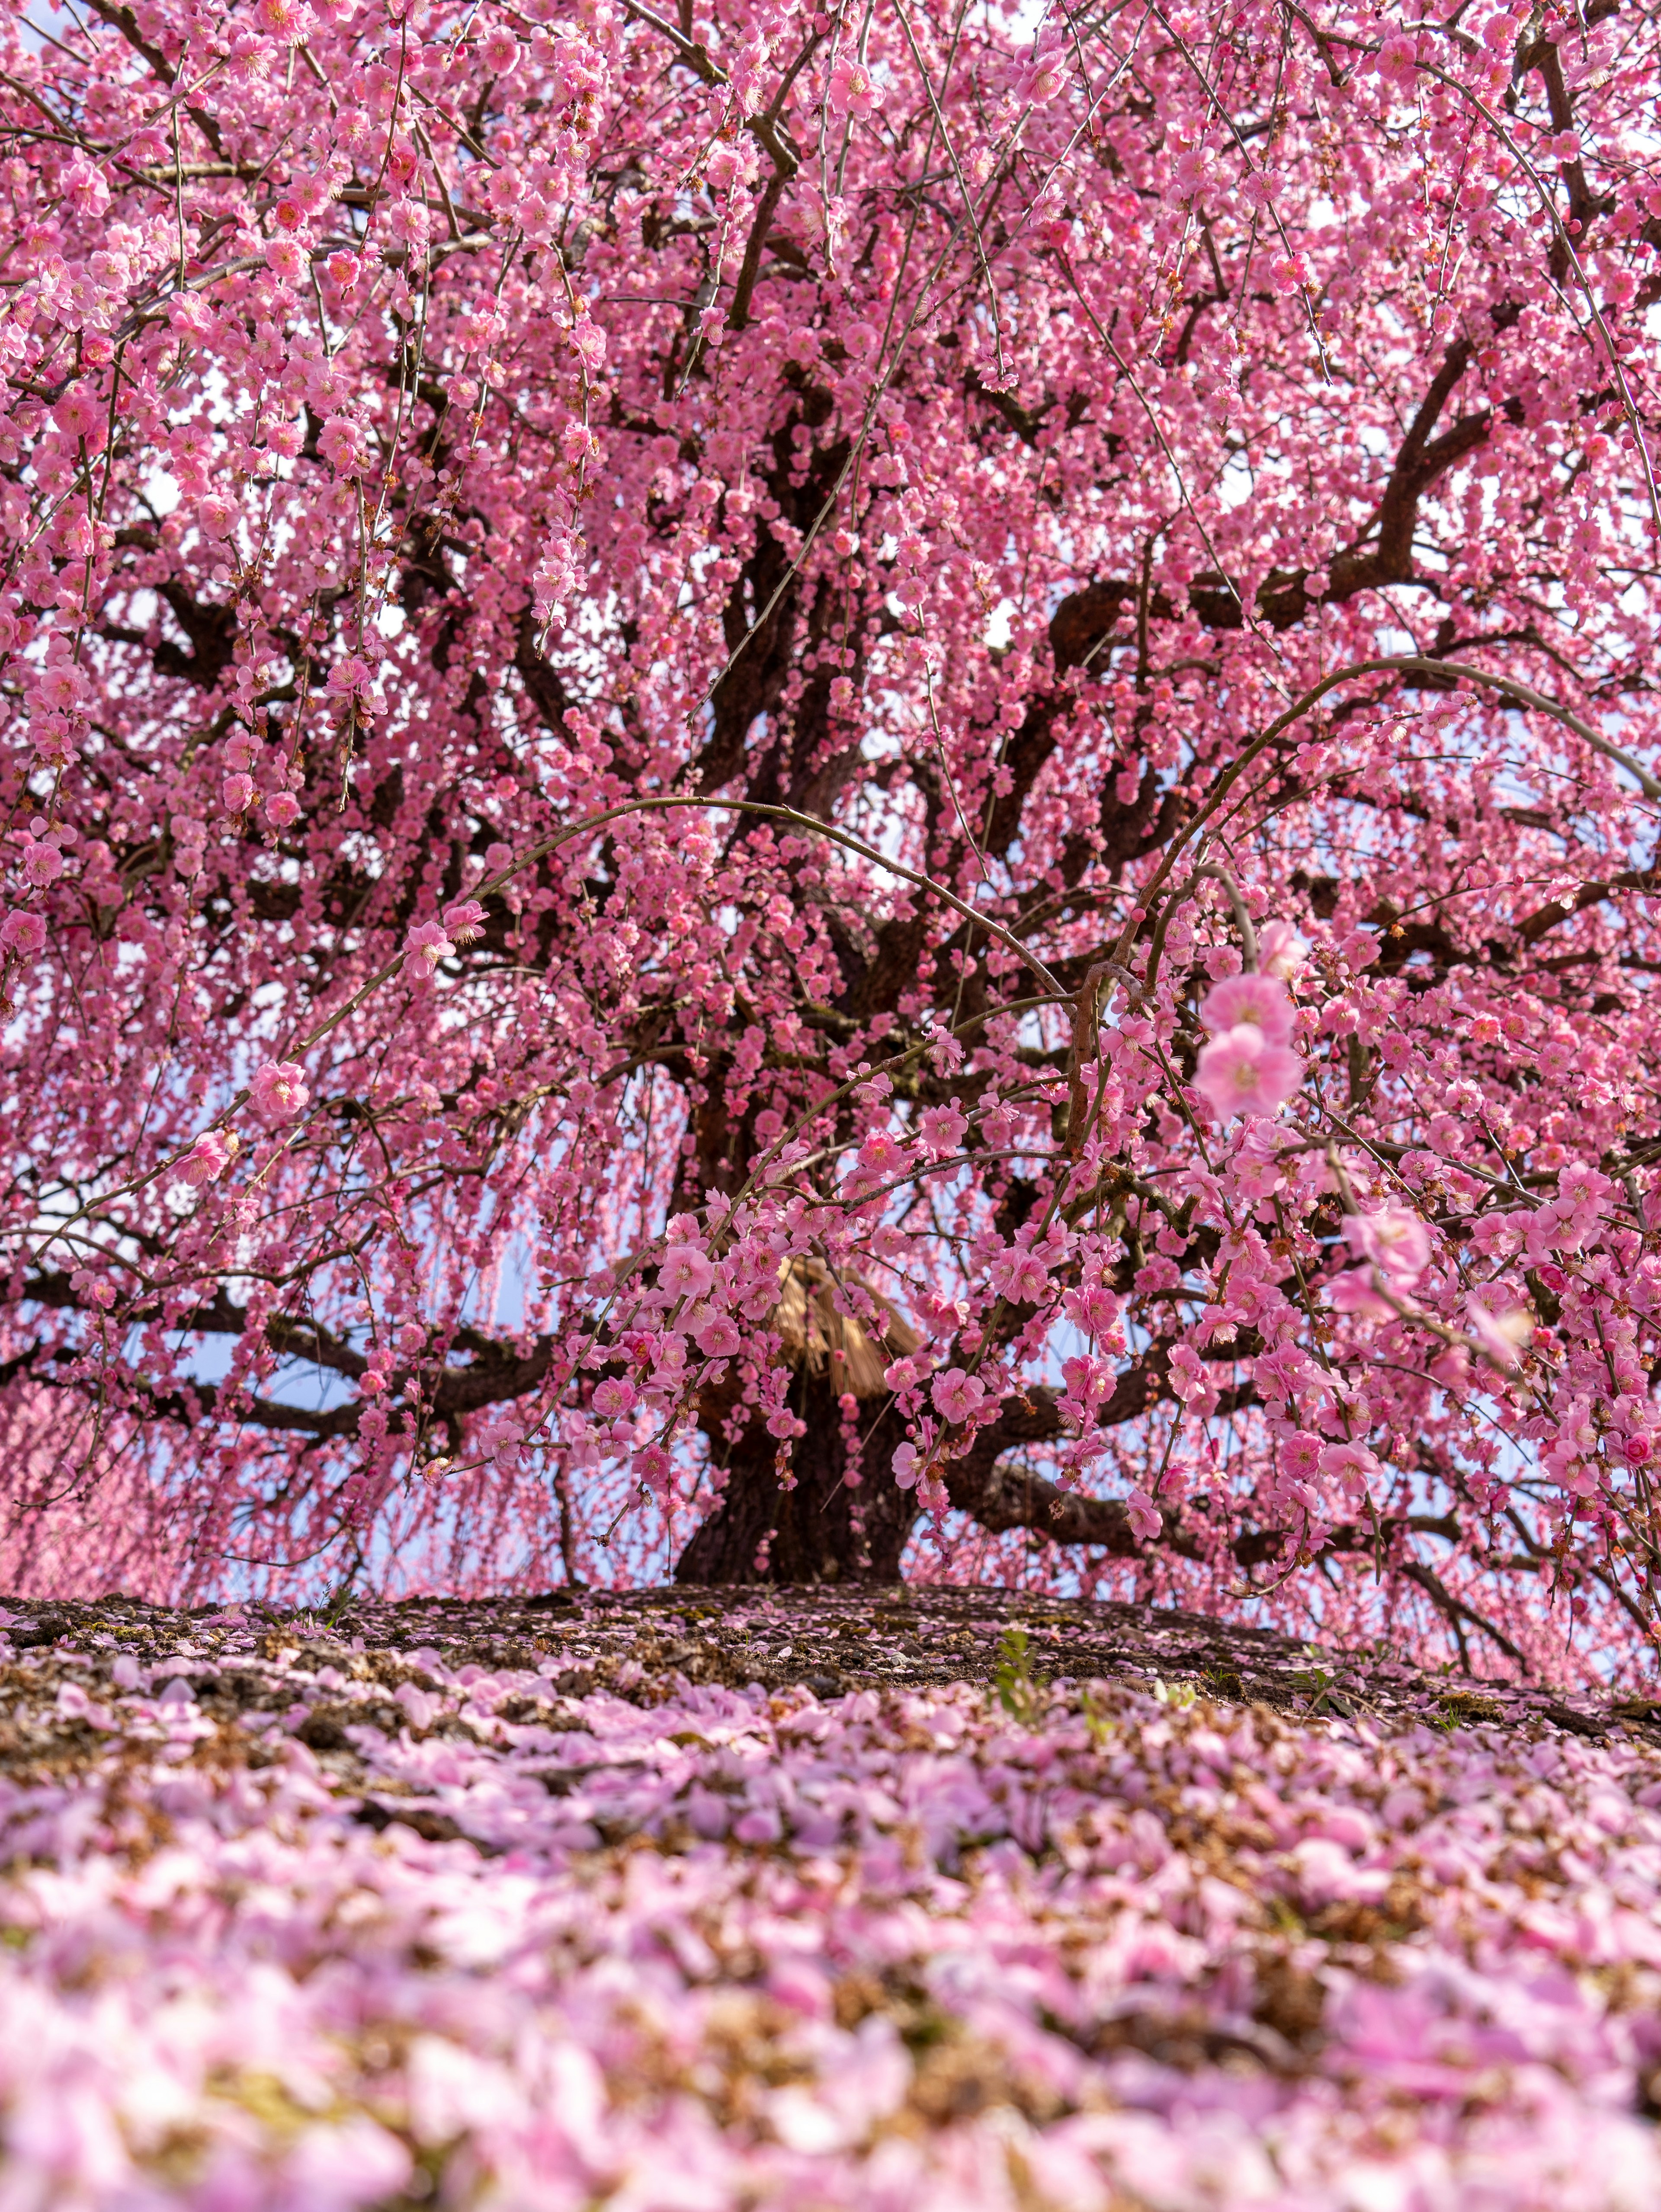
{"left": 677, "top": 1367, "right": 917, "bottom": 1585}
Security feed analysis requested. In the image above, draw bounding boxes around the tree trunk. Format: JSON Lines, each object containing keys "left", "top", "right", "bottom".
{"left": 675, "top": 1367, "right": 916, "bottom": 1585}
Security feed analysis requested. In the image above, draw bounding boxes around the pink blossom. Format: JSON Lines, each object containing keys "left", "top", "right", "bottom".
{"left": 318, "top": 417, "right": 368, "bottom": 475}
{"left": 592, "top": 1378, "right": 636, "bottom": 1419}
{"left": 1062, "top": 1283, "right": 1123, "bottom": 1342}
{"left": 1319, "top": 1440, "right": 1381, "bottom": 1501}
{"left": 443, "top": 898, "right": 487, "bottom": 943}
{"left": 52, "top": 390, "right": 103, "bottom": 442}
{"left": 634, "top": 1442, "right": 672, "bottom": 1494}
{"left": 0, "top": 909, "right": 46, "bottom": 957}
{"left": 1199, "top": 969, "right": 1295, "bottom": 1045}
{"left": 221, "top": 772, "right": 255, "bottom": 815}
{"left": 706, "top": 141, "right": 757, "bottom": 192}
{"left": 404, "top": 919, "right": 453, "bottom": 976}
{"left": 661, "top": 1241, "right": 714, "bottom": 1298}
{"left": 1343, "top": 1207, "right": 1430, "bottom": 1288}
{"left": 932, "top": 1367, "right": 988, "bottom": 1426}
{"left": 179, "top": 1130, "right": 238, "bottom": 1186}
{"left": 827, "top": 58, "right": 879, "bottom": 116}
{"left": 990, "top": 1247, "right": 1050, "bottom": 1303}
{"left": 250, "top": 1061, "right": 310, "bottom": 1123}
{"left": 1194, "top": 1024, "right": 1303, "bottom": 1117}
{"left": 1337, "top": 927, "right": 1380, "bottom": 970}
{"left": 326, "top": 657, "right": 372, "bottom": 697}
{"left": 19, "top": 836, "right": 63, "bottom": 887}
{"left": 32, "top": 664, "right": 87, "bottom": 713}
{"left": 917, "top": 1103, "right": 966, "bottom": 1157}
{"left": 1126, "top": 1485, "right": 1161, "bottom": 1540}
{"left": 857, "top": 1127, "right": 905, "bottom": 1175}
{"left": 695, "top": 1315, "right": 741, "bottom": 1359}
{"left": 1258, "top": 920, "right": 1310, "bottom": 981}
{"left": 1465, "top": 1286, "right": 1533, "bottom": 1367}
{"left": 253, "top": 0, "right": 312, "bottom": 38}
{"left": 264, "top": 792, "right": 301, "bottom": 829}
{"left": 1329, "top": 1266, "right": 1396, "bottom": 1320}
{"left": 892, "top": 1440, "right": 922, "bottom": 1488}
{"left": 1280, "top": 1431, "right": 1324, "bottom": 1482}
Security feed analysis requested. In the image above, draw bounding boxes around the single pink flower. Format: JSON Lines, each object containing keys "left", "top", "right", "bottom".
{"left": 32, "top": 665, "right": 87, "bottom": 713}
{"left": 253, "top": 0, "right": 312, "bottom": 38}
{"left": 1199, "top": 970, "right": 1295, "bottom": 1045}
{"left": 1257, "top": 919, "right": 1310, "bottom": 981}
{"left": 1343, "top": 1207, "right": 1430, "bottom": 1288}
{"left": 1126, "top": 1486, "right": 1161, "bottom": 1541}
{"left": 857, "top": 1127, "right": 905, "bottom": 1175}
{"left": 932, "top": 1366, "right": 988, "bottom": 1426}
{"left": 1329, "top": 1265, "right": 1396, "bottom": 1320}
{"left": 1280, "top": 1431, "right": 1324, "bottom": 1482}
{"left": 917, "top": 1103, "right": 966, "bottom": 1157}
{"left": 19, "top": 838, "right": 63, "bottom": 887}
{"left": 52, "top": 391, "right": 103, "bottom": 442}
{"left": 326, "top": 656, "right": 372, "bottom": 698}
{"left": 1194, "top": 1024, "right": 1302, "bottom": 1118}
{"left": 404, "top": 919, "right": 453, "bottom": 977}
{"left": 0, "top": 909, "right": 46, "bottom": 957}
{"left": 443, "top": 898, "right": 487, "bottom": 943}
{"left": 827, "top": 57, "right": 879, "bottom": 116}
{"left": 179, "top": 1130, "right": 238, "bottom": 1187}
{"left": 695, "top": 1315, "right": 740, "bottom": 1359}
{"left": 1062, "top": 1282, "right": 1122, "bottom": 1339}
{"left": 634, "top": 1442, "right": 672, "bottom": 1495}
{"left": 661, "top": 1241, "right": 714, "bottom": 1298}
{"left": 263, "top": 237, "right": 305, "bottom": 282}
{"left": 1319, "top": 1440, "right": 1380, "bottom": 1500}
{"left": 250, "top": 1061, "right": 310, "bottom": 1123}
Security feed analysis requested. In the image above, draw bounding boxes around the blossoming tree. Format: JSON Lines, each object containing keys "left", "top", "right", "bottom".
{"left": 1, "top": 0, "right": 1658, "bottom": 1676}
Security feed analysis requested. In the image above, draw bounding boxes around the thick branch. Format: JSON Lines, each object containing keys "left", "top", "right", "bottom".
{"left": 1399, "top": 1559, "right": 1530, "bottom": 1670}
{"left": 22, "top": 1272, "right": 554, "bottom": 1424}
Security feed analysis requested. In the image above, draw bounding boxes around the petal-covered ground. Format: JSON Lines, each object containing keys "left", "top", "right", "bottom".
{"left": 0, "top": 1590, "right": 1658, "bottom": 2210}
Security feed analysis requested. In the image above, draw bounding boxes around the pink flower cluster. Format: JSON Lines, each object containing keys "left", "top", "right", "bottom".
{"left": 1194, "top": 968, "right": 1302, "bottom": 1120}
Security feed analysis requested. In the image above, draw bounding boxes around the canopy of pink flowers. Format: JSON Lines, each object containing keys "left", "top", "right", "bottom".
{"left": 0, "top": 0, "right": 1659, "bottom": 1667}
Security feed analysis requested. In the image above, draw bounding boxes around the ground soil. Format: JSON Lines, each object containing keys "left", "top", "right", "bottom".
{"left": 4, "top": 1584, "right": 1651, "bottom": 1744}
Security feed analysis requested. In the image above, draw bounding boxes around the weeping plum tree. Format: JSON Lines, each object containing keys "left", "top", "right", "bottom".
{"left": 1, "top": 0, "right": 1659, "bottom": 1673}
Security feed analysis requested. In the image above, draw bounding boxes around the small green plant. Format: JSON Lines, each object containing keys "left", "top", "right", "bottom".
{"left": 1081, "top": 1684, "right": 1116, "bottom": 1748}
{"left": 1153, "top": 1677, "right": 1198, "bottom": 1709}
{"left": 1289, "top": 1665, "right": 1352, "bottom": 1719}
{"left": 994, "top": 1626, "right": 1042, "bottom": 1725}
{"left": 320, "top": 1582, "right": 357, "bottom": 1630}
{"left": 1434, "top": 1689, "right": 1502, "bottom": 1728}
